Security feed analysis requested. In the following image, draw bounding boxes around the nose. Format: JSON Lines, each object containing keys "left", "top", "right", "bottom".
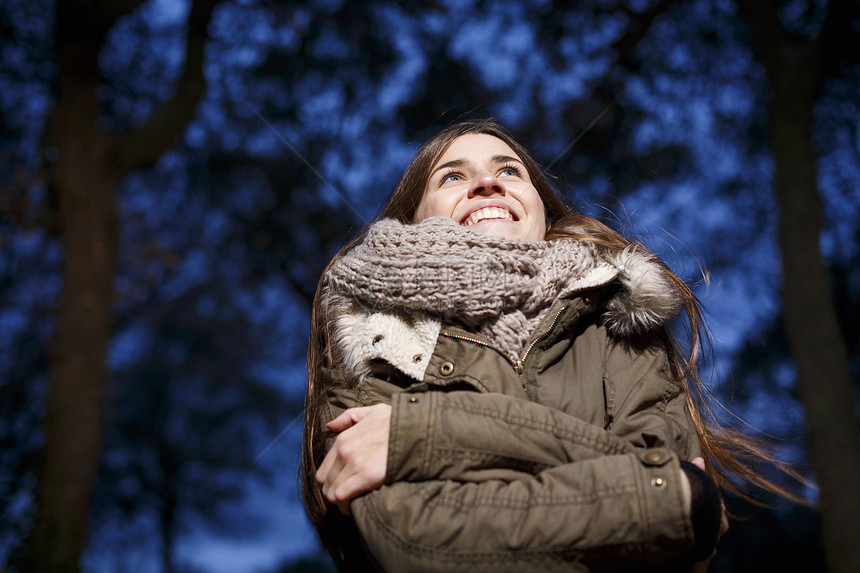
{"left": 468, "top": 170, "right": 505, "bottom": 198}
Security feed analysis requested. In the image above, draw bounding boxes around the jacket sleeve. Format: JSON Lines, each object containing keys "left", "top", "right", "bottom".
{"left": 602, "top": 338, "right": 703, "bottom": 461}
{"left": 352, "top": 448, "right": 692, "bottom": 573}
{"left": 322, "top": 366, "right": 637, "bottom": 484}
{"left": 320, "top": 368, "right": 696, "bottom": 572}
{"left": 385, "top": 389, "right": 636, "bottom": 483}
{"left": 376, "top": 332, "right": 701, "bottom": 485}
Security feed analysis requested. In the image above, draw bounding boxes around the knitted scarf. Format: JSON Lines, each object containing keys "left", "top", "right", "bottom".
{"left": 326, "top": 217, "right": 620, "bottom": 359}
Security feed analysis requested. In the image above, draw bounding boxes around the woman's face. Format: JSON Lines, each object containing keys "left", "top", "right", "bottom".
{"left": 415, "top": 133, "right": 547, "bottom": 241}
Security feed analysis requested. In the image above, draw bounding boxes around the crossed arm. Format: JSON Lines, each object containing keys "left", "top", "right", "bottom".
{"left": 316, "top": 387, "right": 726, "bottom": 572}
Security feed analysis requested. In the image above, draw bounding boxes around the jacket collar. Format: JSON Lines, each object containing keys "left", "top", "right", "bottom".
{"left": 327, "top": 243, "right": 681, "bottom": 383}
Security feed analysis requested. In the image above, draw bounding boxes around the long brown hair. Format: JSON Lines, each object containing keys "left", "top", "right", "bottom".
{"left": 301, "top": 119, "right": 806, "bottom": 565}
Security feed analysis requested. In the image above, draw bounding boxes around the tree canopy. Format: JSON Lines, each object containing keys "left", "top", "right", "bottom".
{"left": 0, "top": 0, "right": 858, "bottom": 571}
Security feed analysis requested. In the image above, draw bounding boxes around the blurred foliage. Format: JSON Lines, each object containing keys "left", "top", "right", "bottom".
{"left": 0, "top": 0, "right": 858, "bottom": 571}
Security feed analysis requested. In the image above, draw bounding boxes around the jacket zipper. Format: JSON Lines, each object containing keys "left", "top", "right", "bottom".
{"left": 441, "top": 305, "right": 568, "bottom": 393}
{"left": 439, "top": 331, "right": 519, "bottom": 370}
{"left": 520, "top": 305, "right": 567, "bottom": 364}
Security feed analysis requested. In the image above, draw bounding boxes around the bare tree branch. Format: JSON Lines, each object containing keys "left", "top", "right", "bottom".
{"left": 116, "top": 0, "right": 221, "bottom": 174}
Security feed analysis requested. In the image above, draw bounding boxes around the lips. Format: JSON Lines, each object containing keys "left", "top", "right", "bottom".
{"left": 461, "top": 204, "right": 518, "bottom": 227}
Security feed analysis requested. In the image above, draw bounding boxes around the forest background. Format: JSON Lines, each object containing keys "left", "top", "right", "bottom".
{"left": 1, "top": 0, "right": 859, "bottom": 571}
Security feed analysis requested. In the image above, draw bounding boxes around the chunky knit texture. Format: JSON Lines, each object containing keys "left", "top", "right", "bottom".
{"left": 327, "top": 217, "right": 624, "bottom": 359}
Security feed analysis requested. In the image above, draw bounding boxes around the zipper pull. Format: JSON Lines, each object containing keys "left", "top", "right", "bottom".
{"left": 515, "top": 360, "right": 527, "bottom": 393}
{"left": 514, "top": 360, "right": 524, "bottom": 376}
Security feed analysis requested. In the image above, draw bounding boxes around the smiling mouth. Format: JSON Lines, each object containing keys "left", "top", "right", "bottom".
{"left": 462, "top": 206, "right": 517, "bottom": 227}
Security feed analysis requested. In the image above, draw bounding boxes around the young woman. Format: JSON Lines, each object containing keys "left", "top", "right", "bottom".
{"left": 301, "top": 120, "right": 788, "bottom": 572}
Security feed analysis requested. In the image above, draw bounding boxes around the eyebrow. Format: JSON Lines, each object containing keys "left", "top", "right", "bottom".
{"left": 430, "top": 154, "right": 524, "bottom": 178}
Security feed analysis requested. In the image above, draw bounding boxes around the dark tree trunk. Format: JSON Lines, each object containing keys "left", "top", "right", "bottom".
{"left": 20, "top": 13, "right": 120, "bottom": 569}
{"left": 14, "top": 0, "right": 220, "bottom": 570}
{"left": 737, "top": 2, "right": 860, "bottom": 572}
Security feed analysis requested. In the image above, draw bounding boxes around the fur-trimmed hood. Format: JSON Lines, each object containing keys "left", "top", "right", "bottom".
{"left": 600, "top": 246, "right": 683, "bottom": 337}
{"left": 325, "top": 218, "right": 682, "bottom": 384}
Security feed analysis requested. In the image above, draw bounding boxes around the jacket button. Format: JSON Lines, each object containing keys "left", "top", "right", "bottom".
{"left": 643, "top": 450, "right": 665, "bottom": 465}
{"left": 650, "top": 477, "right": 666, "bottom": 488}
{"left": 409, "top": 396, "right": 419, "bottom": 403}
{"left": 439, "top": 362, "right": 454, "bottom": 375}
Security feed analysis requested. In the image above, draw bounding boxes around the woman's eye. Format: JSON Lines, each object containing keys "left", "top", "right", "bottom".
{"left": 499, "top": 165, "right": 522, "bottom": 177}
{"left": 441, "top": 172, "right": 462, "bottom": 184}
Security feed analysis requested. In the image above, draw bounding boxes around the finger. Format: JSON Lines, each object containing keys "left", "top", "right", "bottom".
{"left": 319, "top": 411, "right": 370, "bottom": 483}
{"left": 691, "top": 457, "right": 706, "bottom": 472}
{"left": 325, "top": 408, "right": 365, "bottom": 432}
{"left": 327, "top": 404, "right": 385, "bottom": 431}
{"left": 315, "top": 456, "right": 330, "bottom": 486}
{"left": 322, "top": 424, "right": 371, "bottom": 498}
{"left": 319, "top": 439, "right": 353, "bottom": 497}
{"left": 323, "top": 436, "right": 378, "bottom": 503}
{"left": 322, "top": 457, "right": 350, "bottom": 502}
{"left": 315, "top": 444, "right": 338, "bottom": 485}
{"left": 319, "top": 404, "right": 391, "bottom": 505}
{"left": 327, "top": 471, "right": 376, "bottom": 511}
{"left": 317, "top": 432, "right": 353, "bottom": 490}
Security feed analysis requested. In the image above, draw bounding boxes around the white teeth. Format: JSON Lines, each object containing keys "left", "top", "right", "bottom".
{"left": 464, "top": 206, "right": 514, "bottom": 226}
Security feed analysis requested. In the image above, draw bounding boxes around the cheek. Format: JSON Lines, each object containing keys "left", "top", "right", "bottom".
{"left": 538, "top": 203, "right": 547, "bottom": 228}
{"left": 527, "top": 192, "right": 547, "bottom": 239}
{"left": 415, "top": 193, "right": 452, "bottom": 222}
{"left": 525, "top": 190, "right": 545, "bottom": 218}
{"left": 414, "top": 198, "right": 431, "bottom": 222}
{"left": 413, "top": 199, "right": 426, "bottom": 222}
{"left": 530, "top": 211, "right": 547, "bottom": 241}
{"left": 413, "top": 192, "right": 429, "bottom": 222}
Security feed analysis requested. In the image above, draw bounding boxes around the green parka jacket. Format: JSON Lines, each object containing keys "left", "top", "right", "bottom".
{"left": 318, "top": 243, "right": 703, "bottom": 573}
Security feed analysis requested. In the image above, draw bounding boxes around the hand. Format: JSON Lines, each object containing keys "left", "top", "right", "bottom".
{"left": 315, "top": 403, "right": 392, "bottom": 515}
{"left": 686, "top": 457, "right": 729, "bottom": 573}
